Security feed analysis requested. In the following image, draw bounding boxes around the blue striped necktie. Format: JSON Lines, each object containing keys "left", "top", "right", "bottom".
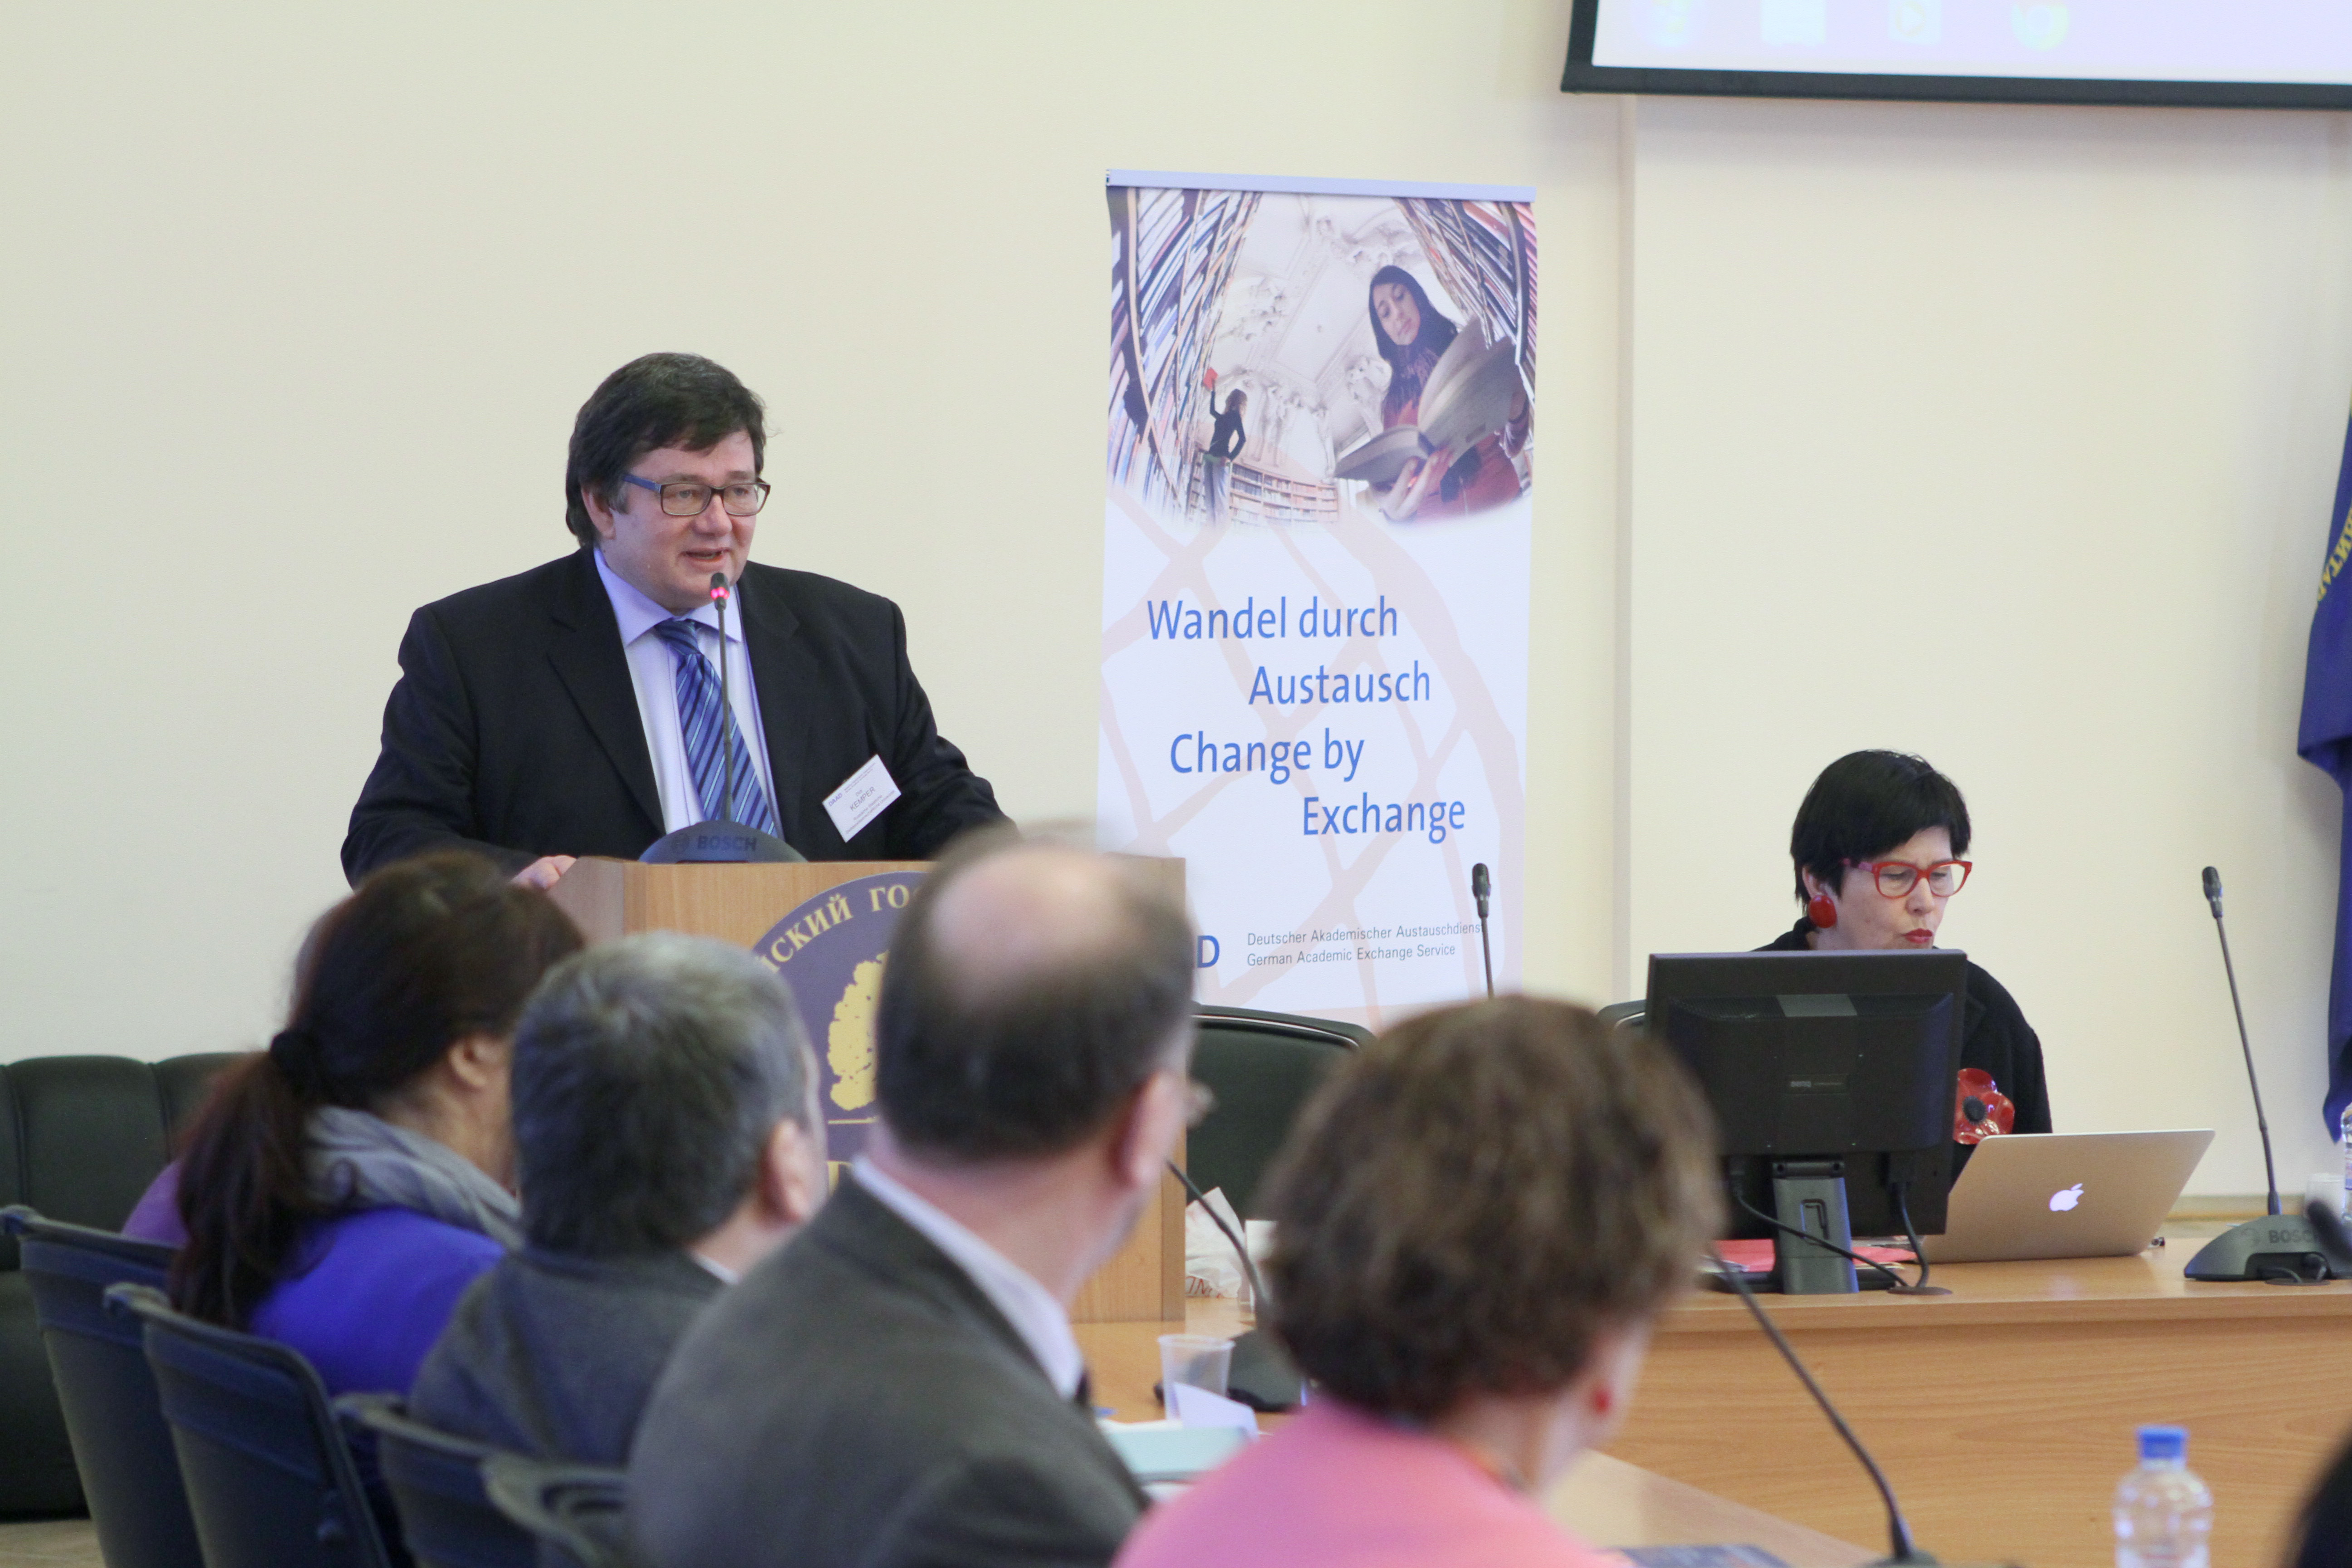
{"left": 650, "top": 619, "right": 780, "bottom": 836}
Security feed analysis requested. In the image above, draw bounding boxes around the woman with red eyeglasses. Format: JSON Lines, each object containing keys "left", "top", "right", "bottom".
{"left": 1759, "top": 750, "right": 2051, "bottom": 1140}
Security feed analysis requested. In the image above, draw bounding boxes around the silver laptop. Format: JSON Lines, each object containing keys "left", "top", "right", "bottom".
{"left": 1918, "top": 1130, "right": 2214, "bottom": 1264}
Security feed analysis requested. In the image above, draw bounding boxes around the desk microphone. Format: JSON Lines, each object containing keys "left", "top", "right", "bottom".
{"left": 1166, "top": 1161, "right": 1299, "bottom": 1412}
{"left": 2308, "top": 1196, "right": 2352, "bottom": 1276}
{"left": 2200, "top": 866, "right": 2277, "bottom": 1215}
{"left": 711, "top": 572, "right": 739, "bottom": 828}
{"left": 2185, "top": 867, "right": 2330, "bottom": 1282}
{"left": 1705, "top": 1246, "right": 1940, "bottom": 1565}
{"left": 1470, "top": 862, "right": 1494, "bottom": 999}
{"left": 636, "top": 571, "right": 803, "bottom": 865}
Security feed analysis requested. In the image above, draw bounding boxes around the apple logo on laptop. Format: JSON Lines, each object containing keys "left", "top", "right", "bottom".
{"left": 2049, "top": 1183, "right": 2084, "bottom": 1213}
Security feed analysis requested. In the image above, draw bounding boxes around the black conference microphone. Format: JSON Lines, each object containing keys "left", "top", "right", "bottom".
{"left": 711, "top": 572, "right": 739, "bottom": 828}
{"left": 636, "top": 570, "right": 804, "bottom": 865}
{"left": 1470, "top": 862, "right": 1494, "bottom": 999}
{"left": 2203, "top": 865, "right": 2277, "bottom": 1212}
{"left": 1165, "top": 1160, "right": 1300, "bottom": 1412}
{"left": 2307, "top": 1196, "right": 2352, "bottom": 1277}
{"left": 2185, "top": 866, "right": 2331, "bottom": 1282}
{"left": 1705, "top": 1247, "right": 1946, "bottom": 1565}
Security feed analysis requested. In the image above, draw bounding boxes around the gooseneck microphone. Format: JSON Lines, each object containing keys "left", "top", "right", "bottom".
{"left": 1706, "top": 1246, "right": 1933, "bottom": 1565}
{"left": 1166, "top": 1160, "right": 1299, "bottom": 1411}
{"left": 2184, "top": 867, "right": 2330, "bottom": 1282}
{"left": 2202, "top": 866, "right": 2279, "bottom": 1215}
{"left": 1470, "top": 862, "right": 1494, "bottom": 999}
{"left": 636, "top": 571, "right": 803, "bottom": 866}
{"left": 711, "top": 572, "right": 738, "bottom": 828}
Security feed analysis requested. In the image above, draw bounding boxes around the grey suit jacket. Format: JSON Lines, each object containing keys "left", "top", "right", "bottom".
{"left": 630, "top": 1181, "right": 1146, "bottom": 1568}
{"left": 411, "top": 1248, "right": 723, "bottom": 1465}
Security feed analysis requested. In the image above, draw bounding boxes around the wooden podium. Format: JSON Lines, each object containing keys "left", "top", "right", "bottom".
{"left": 547, "top": 856, "right": 1188, "bottom": 1324}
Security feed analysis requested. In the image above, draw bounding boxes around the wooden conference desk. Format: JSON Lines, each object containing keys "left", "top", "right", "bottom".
{"left": 1075, "top": 1301, "right": 1874, "bottom": 1566}
{"left": 1604, "top": 1221, "right": 2352, "bottom": 1568}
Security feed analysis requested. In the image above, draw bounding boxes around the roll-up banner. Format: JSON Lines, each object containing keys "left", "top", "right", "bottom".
{"left": 1101, "top": 172, "right": 1534, "bottom": 1029}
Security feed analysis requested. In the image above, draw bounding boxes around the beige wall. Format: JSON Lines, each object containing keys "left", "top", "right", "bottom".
{"left": 1625, "top": 98, "right": 2352, "bottom": 1196}
{"left": 1, "top": 4, "right": 2344, "bottom": 1195}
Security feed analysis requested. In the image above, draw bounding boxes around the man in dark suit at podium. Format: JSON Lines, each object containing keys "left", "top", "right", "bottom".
{"left": 343, "top": 353, "right": 1004, "bottom": 887}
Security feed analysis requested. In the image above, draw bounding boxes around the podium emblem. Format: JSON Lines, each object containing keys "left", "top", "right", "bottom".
{"left": 751, "top": 871, "right": 926, "bottom": 1168}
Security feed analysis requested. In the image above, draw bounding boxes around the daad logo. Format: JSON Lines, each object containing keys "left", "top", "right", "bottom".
{"left": 2049, "top": 1183, "right": 2085, "bottom": 1213}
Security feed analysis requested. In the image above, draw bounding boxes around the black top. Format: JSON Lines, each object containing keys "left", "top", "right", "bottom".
{"left": 1208, "top": 406, "right": 1246, "bottom": 461}
{"left": 342, "top": 549, "right": 1006, "bottom": 880}
{"left": 1760, "top": 918, "right": 2053, "bottom": 1137}
{"left": 631, "top": 1179, "right": 1144, "bottom": 1568}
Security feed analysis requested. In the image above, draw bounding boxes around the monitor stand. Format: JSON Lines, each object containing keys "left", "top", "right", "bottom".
{"left": 1769, "top": 1159, "right": 1860, "bottom": 1295}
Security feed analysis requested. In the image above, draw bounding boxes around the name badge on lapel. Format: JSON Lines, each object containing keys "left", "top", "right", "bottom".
{"left": 823, "top": 755, "right": 901, "bottom": 842}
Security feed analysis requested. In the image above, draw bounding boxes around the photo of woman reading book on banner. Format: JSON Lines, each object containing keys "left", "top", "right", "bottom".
{"left": 1106, "top": 186, "right": 1534, "bottom": 531}
{"left": 1353, "top": 264, "right": 1531, "bottom": 521}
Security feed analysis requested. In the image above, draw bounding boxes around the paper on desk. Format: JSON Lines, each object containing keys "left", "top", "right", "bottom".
{"left": 1097, "top": 1419, "right": 1250, "bottom": 1487}
{"left": 1595, "top": 1549, "right": 1789, "bottom": 1567}
{"left": 1170, "top": 1381, "right": 1259, "bottom": 1436}
{"left": 1711, "top": 1239, "right": 1913, "bottom": 1273}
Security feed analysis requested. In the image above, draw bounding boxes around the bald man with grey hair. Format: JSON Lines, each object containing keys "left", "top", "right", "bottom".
{"left": 632, "top": 832, "right": 1195, "bottom": 1568}
{"left": 412, "top": 933, "right": 827, "bottom": 1465}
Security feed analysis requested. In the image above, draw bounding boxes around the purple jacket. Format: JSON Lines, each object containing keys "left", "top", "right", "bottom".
{"left": 253, "top": 1206, "right": 503, "bottom": 1396}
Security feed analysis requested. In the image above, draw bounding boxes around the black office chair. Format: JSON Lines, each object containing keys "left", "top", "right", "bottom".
{"left": 109, "top": 1283, "right": 393, "bottom": 1568}
{"left": 0, "top": 1208, "right": 199, "bottom": 1568}
{"left": 337, "top": 1394, "right": 538, "bottom": 1568}
{"left": 1189, "top": 1005, "right": 1370, "bottom": 1218}
{"left": 1597, "top": 1000, "right": 1646, "bottom": 1033}
{"left": 480, "top": 1454, "right": 628, "bottom": 1568}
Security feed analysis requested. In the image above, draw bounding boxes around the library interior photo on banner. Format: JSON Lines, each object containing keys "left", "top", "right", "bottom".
{"left": 1108, "top": 185, "right": 1535, "bottom": 529}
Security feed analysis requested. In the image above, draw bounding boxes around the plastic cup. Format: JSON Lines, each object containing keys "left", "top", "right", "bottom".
{"left": 1157, "top": 1333, "right": 1234, "bottom": 1401}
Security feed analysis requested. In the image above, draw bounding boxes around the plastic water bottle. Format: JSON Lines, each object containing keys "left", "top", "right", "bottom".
{"left": 2340, "top": 1104, "right": 2352, "bottom": 1219}
{"left": 2114, "top": 1425, "right": 2211, "bottom": 1568}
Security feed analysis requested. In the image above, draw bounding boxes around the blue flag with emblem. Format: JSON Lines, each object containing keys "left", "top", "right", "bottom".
{"left": 2297, "top": 400, "right": 2352, "bottom": 1133}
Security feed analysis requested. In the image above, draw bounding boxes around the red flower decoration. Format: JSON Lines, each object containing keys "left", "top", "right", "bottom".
{"left": 1953, "top": 1067, "right": 2015, "bottom": 1145}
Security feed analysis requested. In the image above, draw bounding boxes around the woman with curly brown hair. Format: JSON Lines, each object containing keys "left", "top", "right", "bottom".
{"left": 1116, "top": 996, "right": 1721, "bottom": 1568}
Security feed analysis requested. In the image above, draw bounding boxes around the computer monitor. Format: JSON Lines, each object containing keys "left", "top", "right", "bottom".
{"left": 1643, "top": 950, "right": 1969, "bottom": 1292}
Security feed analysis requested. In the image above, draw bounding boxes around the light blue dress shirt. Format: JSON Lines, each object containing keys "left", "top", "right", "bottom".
{"left": 593, "top": 549, "right": 780, "bottom": 835}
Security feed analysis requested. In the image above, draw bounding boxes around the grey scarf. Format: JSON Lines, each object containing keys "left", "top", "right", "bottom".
{"left": 307, "top": 1105, "right": 523, "bottom": 1248}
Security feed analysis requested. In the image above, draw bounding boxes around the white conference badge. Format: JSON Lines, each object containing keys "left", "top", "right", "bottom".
{"left": 823, "top": 754, "right": 901, "bottom": 842}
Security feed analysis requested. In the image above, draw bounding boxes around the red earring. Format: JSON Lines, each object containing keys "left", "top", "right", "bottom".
{"left": 1806, "top": 894, "right": 1838, "bottom": 929}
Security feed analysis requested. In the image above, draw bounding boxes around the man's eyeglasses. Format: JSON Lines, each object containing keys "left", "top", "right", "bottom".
{"left": 1854, "top": 859, "right": 1972, "bottom": 899}
{"left": 622, "top": 474, "right": 772, "bottom": 518}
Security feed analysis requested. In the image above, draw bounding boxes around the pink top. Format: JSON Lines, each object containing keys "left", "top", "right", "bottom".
{"left": 1113, "top": 1399, "right": 1613, "bottom": 1568}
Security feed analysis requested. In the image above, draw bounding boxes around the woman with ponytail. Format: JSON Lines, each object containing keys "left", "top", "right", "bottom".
{"left": 139, "top": 851, "right": 582, "bottom": 1396}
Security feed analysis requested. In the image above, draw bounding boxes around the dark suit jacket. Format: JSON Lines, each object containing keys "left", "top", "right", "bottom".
{"left": 342, "top": 549, "right": 1005, "bottom": 880}
{"left": 630, "top": 1180, "right": 1145, "bottom": 1568}
{"left": 409, "top": 1247, "right": 722, "bottom": 1465}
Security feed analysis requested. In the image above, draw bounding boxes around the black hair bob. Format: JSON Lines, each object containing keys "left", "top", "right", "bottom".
{"left": 1788, "top": 750, "right": 1971, "bottom": 904}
